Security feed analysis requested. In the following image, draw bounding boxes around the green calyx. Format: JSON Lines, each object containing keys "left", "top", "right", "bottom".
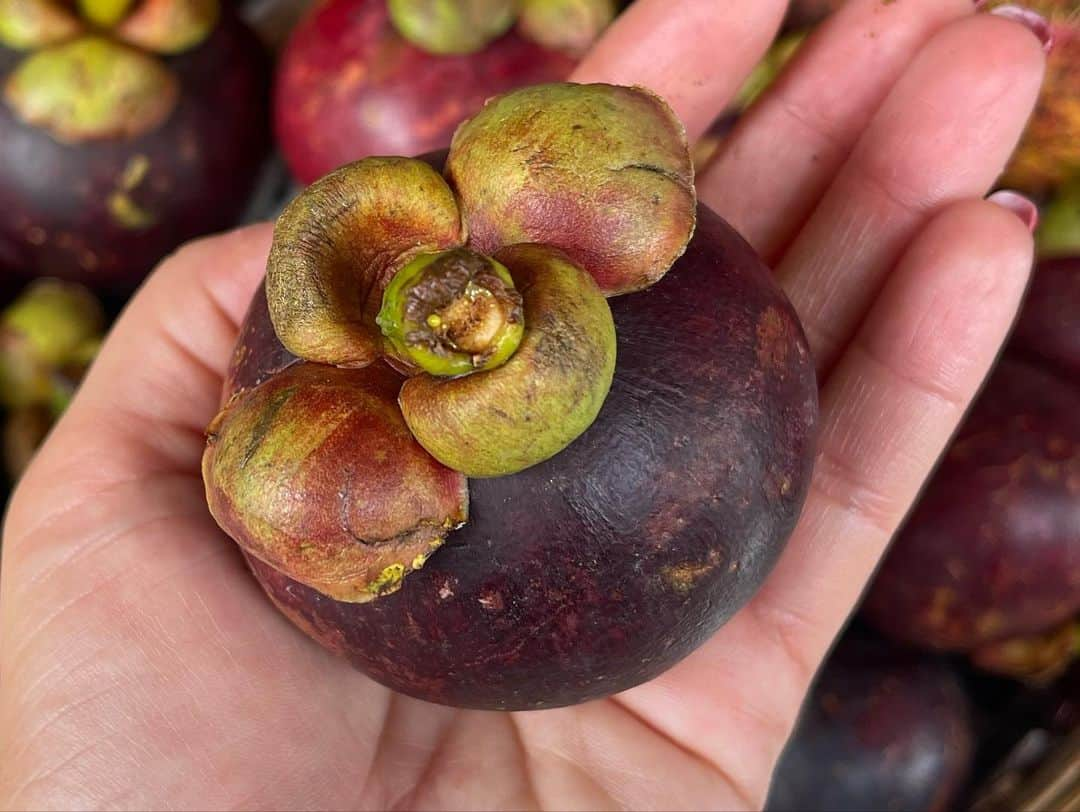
{"left": 516, "top": 0, "right": 615, "bottom": 56}
{"left": 377, "top": 248, "right": 525, "bottom": 377}
{"left": 0, "top": 279, "right": 104, "bottom": 409}
{"left": 79, "top": 0, "right": 136, "bottom": 27}
{"left": 0, "top": 0, "right": 83, "bottom": 50}
{"left": 387, "top": 0, "right": 517, "bottom": 54}
{"left": 3, "top": 35, "right": 179, "bottom": 141}
{"left": 1037, "top": 180, "right": 1080, "bottom": 258}
{"left": 398, "top": 244, "right": 616, "bottom": 478}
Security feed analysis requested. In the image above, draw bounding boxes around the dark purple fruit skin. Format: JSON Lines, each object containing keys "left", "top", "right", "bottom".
{"left": 0, "top": 12, "right": 271, "bottom": 293}
{"left": 1010, "top": 256, "right": 1080, "bottom": 381}
{"left": 228, "top": 202, "right": 819, "bottom": 710}
{"left": 862, "top": 358, "right": 1080, "bottom": 653}
{"left": 766, "top": 636, "right": 973, "bottom": 812}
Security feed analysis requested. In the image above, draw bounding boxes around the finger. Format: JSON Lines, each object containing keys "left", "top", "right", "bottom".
{"left": 570, "top": 0, "right": 788, "bottom": 142}
{"left": 616, "top": 198, "right": 1034, "bottom": 787}
{"left": 24, "top": 225, "right": 272, "bottom": 486}
{"left": 698, "top": 0, "right": 974, "bottom": 261}
{"left": 751, "top": 197, "right": 1035, "bottom": 673}
{"left": 777, "top": 13, "right": 1046, "bottom": 374}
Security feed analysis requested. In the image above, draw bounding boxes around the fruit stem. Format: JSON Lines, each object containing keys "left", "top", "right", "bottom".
{"left": 377, "top": 248, "right": 524, "bottom": 377}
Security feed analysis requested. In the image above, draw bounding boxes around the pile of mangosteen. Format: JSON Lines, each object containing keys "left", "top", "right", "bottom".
{"left": 0, "top": 0, "right": 1076, "bottom": 808}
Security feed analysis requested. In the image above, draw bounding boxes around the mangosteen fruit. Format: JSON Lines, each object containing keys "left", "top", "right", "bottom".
{"left": 766, "top": 635, "right": 974, "bottom": 812}
{"left": 0, "top": 277, "right": 104, "bottom": 479}
{"left": 203, "top": 82, "right": 819, "bottom": 710}
{"left": 0, "top": 277, "right": 103, "bottom": 410}
{"left": 862, "top": 358, "right": 1080, "bottom": 679}
{"left": 274, "top": 0, "right": 617, "bottom": 184}
{"left": 0, "top": 0, "right": 270, "bottom": 292}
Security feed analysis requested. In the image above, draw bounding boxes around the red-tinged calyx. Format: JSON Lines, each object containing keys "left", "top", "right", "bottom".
{"left": 446, "top": 83, "right": 696, "bottom": 296}
{"left": 0, "top": 0, "right": 84, "bottom": 50}
{"left": 377, "top": 248, "right": 524, "bottom": 378}
{"left": 387, "top": 0, "right": 516, "bottom": 55}
{"left": 3, "top": 35, "right": 179, "bottom": 141}
{"left": 112, "top": 0, "right": 219, "bottom": 55}
{"left": 202, "top": 363, "right": 469, "bottom": 603}
{"left": 399, "top": 244, "right": 616, "bottom": 478}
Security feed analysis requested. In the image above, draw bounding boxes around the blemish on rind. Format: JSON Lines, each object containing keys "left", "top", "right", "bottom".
{"left": 368, "top": 563, "right": 406, "bottom": 596}
{"left": 756, "top": 307, "right": 790, "bottom": 372}
{"left": 662, "top": 560, "right": 718, "bottom": 594}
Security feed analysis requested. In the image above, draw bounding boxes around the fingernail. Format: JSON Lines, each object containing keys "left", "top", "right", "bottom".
{"left": 988, "top": 4, "right": 1055, "bottom": 53}
{"left": 988, "top": 190, "right": 1039, "bottom": 233}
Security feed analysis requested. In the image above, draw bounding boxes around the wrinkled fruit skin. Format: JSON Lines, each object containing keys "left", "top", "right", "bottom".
{"left": 274, "top": 0, "right": 574, "bottom": 185}
{"left": 221, "top": 203, "right": 818, "bottom": 710}
{"left": 0, "top": 11, "right": 270, "bottom": 292}
{"left": 203, "top": 361, "right": 469, "bottom": 603}
{"left": 446, "top": 83, "right": 695, "bottom": 296}
{"left": 1011, "top": 256, "right": 1080, "bottom": 381}
{"left": 862, "top": 358, "right": 1080, "bottom": 653}
{"left": 766, "top": 636, "right": 973, "bottom": 812}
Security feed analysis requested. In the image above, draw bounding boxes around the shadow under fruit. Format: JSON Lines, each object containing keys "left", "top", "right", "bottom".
{"left": 204, "top": 83, "right": 819, "bottom": 710}
{"left": 0, "top": 0, "right": 270, "bottom": 292}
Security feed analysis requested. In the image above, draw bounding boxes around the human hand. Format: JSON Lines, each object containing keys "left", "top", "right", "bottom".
{"left": 0, "top": 0, "right": 1048, "bottom": 808}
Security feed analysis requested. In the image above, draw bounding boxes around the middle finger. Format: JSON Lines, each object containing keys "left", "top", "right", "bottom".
{"left": 777, "top": 12, "right": 1046, "bottom": 375}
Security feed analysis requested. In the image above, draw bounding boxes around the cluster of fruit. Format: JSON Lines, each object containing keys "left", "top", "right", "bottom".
{"left": 0, "top": 0, "right": 615, "bottom": 484}
{"left": 760, "top": 2, "right": 1079, "bottom": 809}
{"left": 0, "top": 0, "right": 1075, "bottom": 807}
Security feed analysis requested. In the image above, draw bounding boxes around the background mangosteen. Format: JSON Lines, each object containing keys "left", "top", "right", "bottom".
{"left": 0, "top": 0, "right": 271, "bottom": 293}
{"left": 862, "top": 255, "right": 1080, "bottom": 682}
{"left": 274, "top": 0, "right": 613, "bottom": 184}
{"left": 766, "top": 633, "right": 975, "bottom": 812}
{"left": 0, "top": 276, "right": 105, "bottom": 480}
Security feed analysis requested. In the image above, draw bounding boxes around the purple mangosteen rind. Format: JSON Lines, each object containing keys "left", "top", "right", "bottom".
{"left": 862, "top": 357, "right": 1080, "bottom": 656}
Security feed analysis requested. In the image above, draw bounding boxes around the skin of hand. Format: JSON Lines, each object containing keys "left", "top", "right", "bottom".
{"left": 0, "top": 0, "right": 1049, "bottom": 809}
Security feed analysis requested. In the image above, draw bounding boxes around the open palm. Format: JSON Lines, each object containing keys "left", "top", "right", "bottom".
{"left": 0, "top": 0, "right": 1048, "bottom": 808}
